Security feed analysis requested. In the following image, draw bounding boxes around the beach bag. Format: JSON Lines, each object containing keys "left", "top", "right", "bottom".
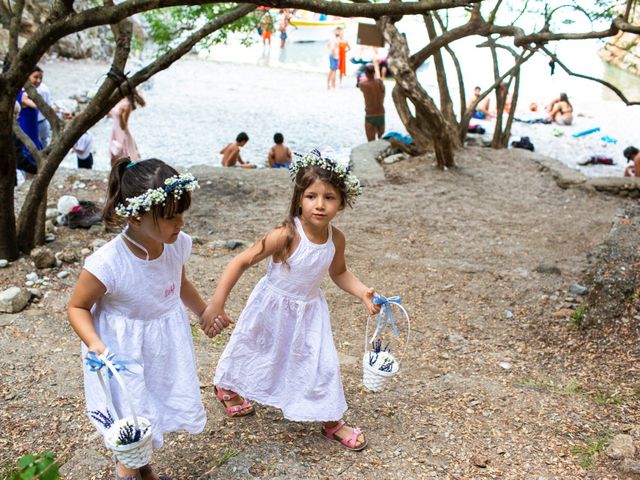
{"left": 86, "top": 351, "right": 153, "bottom": 469}
{"left": 511, "top": 136, "right": 535, "bottom": 152}
{"left": 362, "top": 295, "right": 410, "bottom": 392}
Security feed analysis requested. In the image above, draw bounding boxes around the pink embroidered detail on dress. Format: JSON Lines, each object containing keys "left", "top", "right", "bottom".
{"left": 164, "top": 283, "right": 176, "bottom": 297}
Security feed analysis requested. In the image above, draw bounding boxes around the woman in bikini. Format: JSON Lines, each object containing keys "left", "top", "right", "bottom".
{"left": 546, "top": 93, "right": 573, "bottom": 125}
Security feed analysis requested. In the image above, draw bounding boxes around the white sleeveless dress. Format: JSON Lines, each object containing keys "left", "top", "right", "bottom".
{"left": 214, "top": 217, "right": 348, "bottom": 422}
{"left": 82, "top": 232, "right": 206, "bottom": 449}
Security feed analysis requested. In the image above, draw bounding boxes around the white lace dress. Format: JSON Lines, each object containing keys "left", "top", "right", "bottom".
{"left": 214, "top": 217, "right": 348, "bottom": 421}
{"left": 82, "top": 232, "right": 206, "bottom": 449}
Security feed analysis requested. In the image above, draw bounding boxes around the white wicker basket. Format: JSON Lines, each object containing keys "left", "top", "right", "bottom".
{"left": 95, "top": 353, "right": 153, "bottom": 469}
{"left": 362, "top": 297, "right": 410, "bottom": 392}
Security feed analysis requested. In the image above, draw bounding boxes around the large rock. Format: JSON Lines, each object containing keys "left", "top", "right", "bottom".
{"left": 606, "top": 434, "right": 636, "bottom": 460}
{"left": 31, "top": 246, "right": 56, "bottom": 269}
{"left": 0, "top": 287, "right": 30, "bottom": 313}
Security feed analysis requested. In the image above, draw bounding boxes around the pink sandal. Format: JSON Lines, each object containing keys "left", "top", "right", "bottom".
{"left": 215, "top": 386, "right": 254, "bottom": 417}
{"left": 322, "top": 420, "right": 367, "bottom": 451}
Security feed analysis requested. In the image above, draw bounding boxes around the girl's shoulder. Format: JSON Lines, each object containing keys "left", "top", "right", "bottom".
{"left": 330, "top": 225, "right": 345, "bottom": 247}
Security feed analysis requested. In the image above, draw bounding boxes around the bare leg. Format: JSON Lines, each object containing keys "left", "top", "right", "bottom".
{"left": 376, "top": 123, "right": 385, "bottom": 140}
{"left": 364, "top": 121, "right": 376, "bottom": 142}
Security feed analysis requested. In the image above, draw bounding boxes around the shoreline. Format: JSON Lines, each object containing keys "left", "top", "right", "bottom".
{"left": 39, "top": 56, "right": 640, "bottom": 178}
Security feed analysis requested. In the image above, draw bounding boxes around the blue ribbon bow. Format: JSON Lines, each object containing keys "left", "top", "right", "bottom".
{"left": 85, "top": 350, "right": 138, "bottom": 377}
{"left": 371, "top": 294, "right": 402, "bottom": 342}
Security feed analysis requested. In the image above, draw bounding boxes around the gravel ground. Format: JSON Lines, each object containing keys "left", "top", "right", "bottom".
{"left": 2, "top": 146, "right": 639, "bottom": 479}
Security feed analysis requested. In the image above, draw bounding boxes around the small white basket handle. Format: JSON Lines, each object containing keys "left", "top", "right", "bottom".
{"left": 364, "top": 298, "right": 411, "bottom": 364}
{"left": 94, "top": 349, "right": 141, "bottom": 431}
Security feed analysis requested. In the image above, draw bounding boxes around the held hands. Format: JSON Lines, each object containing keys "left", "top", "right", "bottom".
{"left": 361, "top": 288, "right": 381, "bottom": 316}
{"left": 200, "top": 303, "right": 233, "bottom": 338}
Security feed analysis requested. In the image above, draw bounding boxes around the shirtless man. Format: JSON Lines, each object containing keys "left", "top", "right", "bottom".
{"left": 268, "top": 132, "right": 292, "bottom": 168}
{"left": 623, "top": 146, "right": 640, "bottom": 177}
{"left": 358, "top": 62, "right": 385, "bottom": 141}
{"left": 327, "top": 28, "right": 341, "bottom": 89}
{"left": 220, "top": 132, "right": 257, "bottom": 168}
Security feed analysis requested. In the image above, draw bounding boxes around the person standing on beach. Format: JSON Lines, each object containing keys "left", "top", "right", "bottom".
{"left": 337, "top": 29, "right": 350, "bottom": 85}
{"left": 327, "top": 28, "right": 341, "bottom": 89}
{"left": 278, "top": 9, "right": 292, "bottom": 48}
{"left": 34, "top": 67, "right": 53, "bottom": 147}
{"left": 108, "top": 89, "right": 145, "bottom": 167}
{"left": 358, "top": 62, "right": 385, "bottom": 141}
{"left": 16, "top": 66, "right": 43, "bottom": 176}
{"left": 220, "top": 132, "right": 257, "bottom": 169}
{"left": 261, "top": 12, "right": 274, "bottom": 47}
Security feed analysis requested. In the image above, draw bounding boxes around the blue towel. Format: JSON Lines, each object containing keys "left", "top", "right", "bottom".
{"left": 382, "top": 132, "right": 413, "bottom": 144}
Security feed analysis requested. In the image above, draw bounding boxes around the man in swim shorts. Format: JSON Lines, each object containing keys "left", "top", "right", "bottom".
{"left": 327, "top": 28, "right": 341, "bottom": 89}
{"left": 358, "top": 62, "right": 385, "bottom": 141}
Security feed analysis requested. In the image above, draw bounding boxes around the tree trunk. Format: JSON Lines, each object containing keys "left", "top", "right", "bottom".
{"left": 424, "top": 13, "right": 457, "bottom": 127}
{"left": 382, "top": 18, "right": 461, "bottom": 168}
{"left": 0, "top": 102, "right": 19, "bottom": 260}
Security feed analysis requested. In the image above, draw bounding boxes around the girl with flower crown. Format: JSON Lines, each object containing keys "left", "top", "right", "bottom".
{"left": 201, "top": 149, "right": 381, "bottom": 451}
{"left": 68, "top": 158, "right": 229, "bottom": 480}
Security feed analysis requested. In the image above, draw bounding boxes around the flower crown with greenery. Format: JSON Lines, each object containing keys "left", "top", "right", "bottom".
{"left": 289, "top": 149, "right": 363, "bottom": 201}
{"left": 115, "top": 173, "right": 199, "bottom": 218}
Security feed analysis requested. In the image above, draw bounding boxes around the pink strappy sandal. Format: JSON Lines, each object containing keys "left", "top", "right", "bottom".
{"left": 322, "top": 420, "right": 367, "bottom": 451}
{"left": 215, "top": 386, "right": 255, "bottom": 417}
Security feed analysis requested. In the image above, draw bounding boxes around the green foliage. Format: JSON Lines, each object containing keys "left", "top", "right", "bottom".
{"left": 568, "top": 304, "right": 586, "bottom": 329}
{"left": 591, "top": 389, "right": 623, "bottom": 407}
{"left": 210, "top": 449, "right": 238, "bottom": 468}
{"left": 2, "top": 452, "right": 60, "bottom": 480}
{"left": 144, "top": 5, "right": 259, "bottom": 53}
{"left": 570, "top": 434, "right": 611, "bottom": 469}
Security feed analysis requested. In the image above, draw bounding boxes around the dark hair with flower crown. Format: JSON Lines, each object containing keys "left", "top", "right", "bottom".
{"left": 103, "top": 157, "right": 194, "bottom": 227}
{"left": 256, "top": 150, "right": 361, "bottom": 266}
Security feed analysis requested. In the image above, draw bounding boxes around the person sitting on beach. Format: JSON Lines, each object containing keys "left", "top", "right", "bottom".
{"left": 623, "top": 146, "right": 640, "bottom": 177}
{"left": 220, "top": 132, "right": 257, "bottom": 169}
{"left": 546, "top": 93, "right": 573, "bottom": 125}
{"left": 268, "top": 132, "right": 292, "bottom": 168}
{"left": 468, "top": 86, "right": 485, "bottom": 119}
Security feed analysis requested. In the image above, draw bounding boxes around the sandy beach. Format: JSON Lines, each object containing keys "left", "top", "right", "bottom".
{"left": 41, "top": 55, "right": 640, "bottom": 177}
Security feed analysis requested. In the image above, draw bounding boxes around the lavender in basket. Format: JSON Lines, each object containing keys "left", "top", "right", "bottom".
{"left": 367, "top": 339, "right": 395, "bottom": 372}
{"left": 90, "top": 409, "right": 115, "bottom": 429}
{"left": 116, "top": 421, "right": 150, "bottom": 446}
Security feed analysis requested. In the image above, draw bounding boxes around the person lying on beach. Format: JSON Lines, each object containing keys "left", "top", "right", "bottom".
{"left": 546, "top": 93, "right": 573, "bottom": 125}
{"left": 268, "top": 132, "right": 292, "bottom": 168}
{"left": 220, "top": 132, "right": 257, "bottom": 169}
{"left": 623, "top": 146, "right": 640, "bottom": 177}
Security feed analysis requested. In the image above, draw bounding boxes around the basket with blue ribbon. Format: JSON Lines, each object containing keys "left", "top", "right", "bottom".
{"left": 85, "top": 349, "right": 153, "bottom": 469}
{"left": 362, "top": 294, "right": 411, "bottom": 392}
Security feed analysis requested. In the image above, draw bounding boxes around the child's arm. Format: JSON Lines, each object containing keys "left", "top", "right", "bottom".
{"left": 329, "top": 227, "right": 380, "bottom": 315}
{"left": 180, "top": 266, "right": 207, "bottom": 317}
{"left": 268, "top": 147, "right": 275, "bottom": 168}
{"left": 180, "top": 266, "right": 229, "bottom": 337}
{"left": 200, "top": 227, "right": 288, "bottom": 337}
{"left": 67, "top": 270, "right": 108, "bottom": 354}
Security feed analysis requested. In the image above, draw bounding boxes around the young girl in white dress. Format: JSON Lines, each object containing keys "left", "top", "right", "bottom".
{"left": 201, "top": 149, "right": 380, "bottom": 451}
{"left": 67, "top": 158, "right": 228, "bottom": 480}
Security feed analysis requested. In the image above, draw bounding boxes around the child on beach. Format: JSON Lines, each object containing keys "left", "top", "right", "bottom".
{"left": 73, "top": 130, "right": 95, "bottom": 169}
{"left": 267, "top": 132, "right": 292, "bottom": 168}
{"left": 220, "top": 132, "right": 257, "bottom": 169}
{"left": 67, "top": 158, "right": 228, "bottom": 480}
{"left": 201, "top": 149, "right": 380, "bottom": 451}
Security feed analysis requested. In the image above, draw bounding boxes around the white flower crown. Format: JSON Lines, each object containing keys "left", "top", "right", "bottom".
{"left": 289, "top": 149, "right": 363, "bottom": 200}
{"left": 115, "top": 173, "right": 199, "bottom": 218}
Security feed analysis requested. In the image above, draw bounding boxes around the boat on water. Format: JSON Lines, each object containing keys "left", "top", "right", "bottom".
{"left": 288, "top": 11, "right": 350, "bottom": 43}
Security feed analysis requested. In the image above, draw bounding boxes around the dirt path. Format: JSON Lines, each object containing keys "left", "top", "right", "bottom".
{"left": 2, "top": 147, "right": 638, "bottom": 479}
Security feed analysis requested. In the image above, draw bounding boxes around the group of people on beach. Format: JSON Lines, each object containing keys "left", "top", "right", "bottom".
{"left": 67, "top": 149, "right": 377, "bottom": 479}
{"left": 219, "top": 131, "right": 292, "bottom": 169}
{"left": 468, "top": 85, "right": 574, "bottom": 126}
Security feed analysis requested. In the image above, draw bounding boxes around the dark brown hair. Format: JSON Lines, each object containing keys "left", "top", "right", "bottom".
{"left": 265, "top": 165, "right": 351, "bottom": 265}
{"left": 103, "top": 157, "right": 191, "bottom": 226}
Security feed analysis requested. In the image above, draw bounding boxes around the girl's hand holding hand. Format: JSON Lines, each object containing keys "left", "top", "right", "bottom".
{"left": 200, "top": 303, "right": 233, "bottom": 338}
{"left": 361, "top": 287, "right": 381, "bottom": 316}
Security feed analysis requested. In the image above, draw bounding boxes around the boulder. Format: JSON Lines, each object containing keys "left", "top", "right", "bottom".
{"left": 0, "top": 287, "right": 30, "bottom": 313}
{"left": 31, "top": 247, "right": 56, "bottom": 269}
